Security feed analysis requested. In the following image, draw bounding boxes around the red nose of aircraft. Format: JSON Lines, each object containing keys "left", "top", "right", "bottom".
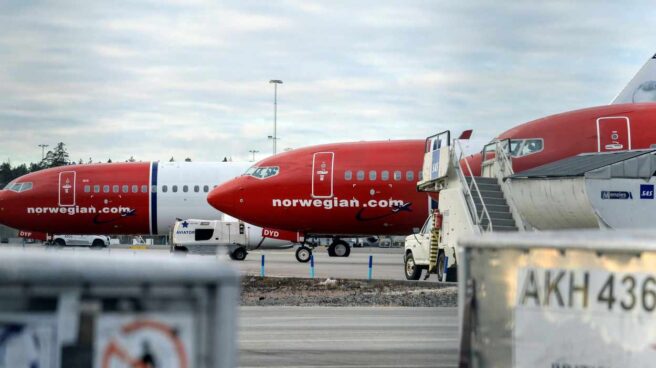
{"left": 207, "top": 178, "right": 243, "bottom": 216}
{"left": 0, "top": 190, "right": 5, "bottom": 222}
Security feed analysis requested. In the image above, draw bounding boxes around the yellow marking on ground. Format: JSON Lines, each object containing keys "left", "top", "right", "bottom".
{"left": 128, "top": 245, "right": 149, "bottom": 250}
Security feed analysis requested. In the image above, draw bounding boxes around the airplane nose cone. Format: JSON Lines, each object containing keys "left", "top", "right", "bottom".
{"left": 207, "top": 180, "right": 241, "bottom": 216}
{"left": 0, "top": 191, "right": 7, "bottom": 224}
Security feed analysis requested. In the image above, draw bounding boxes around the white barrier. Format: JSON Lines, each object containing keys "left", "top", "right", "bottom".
{"left": 458, "top": 230, "right": 656, "bottom": 367}
{"left": 0, "top": 248, "right": 239, "bottom": 368}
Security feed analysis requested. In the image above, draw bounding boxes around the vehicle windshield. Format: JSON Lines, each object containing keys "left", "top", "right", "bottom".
{"left": 243, "top": 165, "right": 279, "bottom": 179}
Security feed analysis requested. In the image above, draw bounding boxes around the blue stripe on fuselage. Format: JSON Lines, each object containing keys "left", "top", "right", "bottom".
{"left": 151, "top": 162, "right": 158, "bottom": 235}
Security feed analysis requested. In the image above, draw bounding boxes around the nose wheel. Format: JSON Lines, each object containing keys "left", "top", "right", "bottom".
{"left": 295, "top": 246, "right": 312, "bottom": 263}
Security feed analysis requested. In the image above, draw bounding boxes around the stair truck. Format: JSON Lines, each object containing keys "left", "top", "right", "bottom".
{"left": 404, "top": 130, "right": 524, "bottom": 281}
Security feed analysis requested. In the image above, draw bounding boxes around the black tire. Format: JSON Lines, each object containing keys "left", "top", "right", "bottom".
{"left": 404, "top": 253, "right": 422, "bottom": 280}
{"left": 91, "top": 239, "right": 105, "bottom": 248}
{"left": 54, "top": 238, "right": 66, "bottom": 246}
{"left": 446, "top": 265, "right": 458, "bottom": 282}
{"left": 333, "top": 240, "right": 350, "bottom": 257}
{"left": 327, "top": 243, "right": 336, "bottom": 256}
{"left": 230, "top": 246, "right": 248, "bottom": 261}
{"left": 296, "top": 246, "right": 312, "bottom": 263}
{"left": 436, "top": 250, "right": 445, "bottom": 281}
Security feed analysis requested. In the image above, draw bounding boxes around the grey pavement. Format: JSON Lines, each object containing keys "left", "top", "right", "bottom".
{"left": 239, "top": 306, "right": 459, "bottom": 368}
{"left": 234, "top": 247, "right": 417, "bottom": 281}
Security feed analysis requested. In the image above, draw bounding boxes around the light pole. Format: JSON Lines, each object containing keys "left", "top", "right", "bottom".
{"left": 269, "top": 79, "right": 283, "bottom": 155}
{"left": 38, "top": 144, "right": 49, "bottom": 160}
{"left": 248, "top": 149, "right": 259, "bottom": 162}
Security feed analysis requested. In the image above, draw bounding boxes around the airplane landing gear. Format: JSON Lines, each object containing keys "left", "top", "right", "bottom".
{"left": 328, "top": 239, "right": 350, "bottom": 257}
{"left": 230, "top": 246, "right": 248, "bottom": 261}
{"left": 295, "top": 246, "right": 312, "bottom": 263}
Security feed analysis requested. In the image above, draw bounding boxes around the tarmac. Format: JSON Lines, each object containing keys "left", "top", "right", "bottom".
{"left": 231, "top": 246, "right": 439, "bottom": 282}
{"left": 239, "top": 306, "right": 459, "bottom": 368}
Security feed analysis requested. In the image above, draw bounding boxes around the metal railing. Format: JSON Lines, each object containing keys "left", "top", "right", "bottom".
{"left": 481, "top": 138, "right": 513, "bottom": 178}
{"left": 455, "top": 139, "right": 493, "bottom": 232}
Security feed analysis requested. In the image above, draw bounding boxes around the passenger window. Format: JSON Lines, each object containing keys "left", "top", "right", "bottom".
{"left": 345, "top": 170, "right": 352, "bottom": 180}
{"left": 203, "top": 185, "right": 209, "bottom": 192}
{"left": 94, "top": 185, "right": 100, "bottom": 193}
{"left": 84, "top": 185, "right": 90, "bottom": 193}
{"left": 132, "top": 185, "right": 138, "bottom": 193}
{"left": 356, "top": 170, "right": 365, "bottom": 181}
{"left": 418, "top": 171, "right": 423, "bottom": 181}
{"left": 141, "top": 185, "right": 148, "bottom": 193}
{"left": 394, "top": 171, "right": 401, "bottom": 181}
{"left": 381, "top": 171, "right": 389, "bottom": 181}
{"left": 183, "top": 185, "right": 188, "bottom": 193}
{"left": 406, "top": 171, "right": 414, "bottom": 181}
{"left": 151, "top": 185, "right": 157, "bottom": 193}
{"left": 369, "top": 170, "right": 377, "bottom": 180}
{"left": 172, "top": 185, "right": 178, "bottom": 193}
{"left": 162, "top": 185, "right": 168, "bottom": 193}
{"left": 103, "top": 185, "right": 109, "bottom": 193}
{"left": 122, "top": 185, "right": 129, "bottom": 193}
{"left": 194, "top": 185, "right": 199, "bottom": 193}
{"left": 112, "top": 185, "right": 119, "bottom": 193}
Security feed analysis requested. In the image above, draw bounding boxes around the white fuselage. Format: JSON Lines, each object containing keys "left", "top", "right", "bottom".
{"left": 154, "top": 162, "right": 248, "bottom": 235}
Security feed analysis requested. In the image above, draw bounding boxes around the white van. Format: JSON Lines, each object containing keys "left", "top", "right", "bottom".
{"left": 51, "top": 234, "right": 110, "bottom": 247}
{"left": 171, "top": 219, "right": 292, "bottom": 260}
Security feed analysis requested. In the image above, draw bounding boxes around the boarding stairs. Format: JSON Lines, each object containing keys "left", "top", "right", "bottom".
{"left": 419, "top": 132, "right": 524, "bottom": 274}
{"left": 466, "top": 177, "right": 517, "bottom": 231}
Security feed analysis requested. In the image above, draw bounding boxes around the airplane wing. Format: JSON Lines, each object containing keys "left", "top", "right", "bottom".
{"left": 611, "top": 53, "right": 656, "bottom": 104}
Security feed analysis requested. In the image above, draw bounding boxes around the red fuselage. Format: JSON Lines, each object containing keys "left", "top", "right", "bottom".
{"left": 464, "top": 103, "right": 656, "bottom": 175}
{"left": 208, "top": 140, "right": 429, "bottom": 236}
{"left": 0, "top": 163, "right": 151, "bottom": 234}
{"left": 209, "top": 103, "right": 656, "bottom": 238}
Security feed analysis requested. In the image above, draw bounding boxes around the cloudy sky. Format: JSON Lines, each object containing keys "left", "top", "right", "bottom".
{"left": 0, "top": 1, "right": 654, "bottom": 164}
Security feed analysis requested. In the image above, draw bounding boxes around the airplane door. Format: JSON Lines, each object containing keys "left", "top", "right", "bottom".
{"left": 58, "top": 171, "right": 76, "bottom": 206}
{"left": 312, "top": 152, "right": 334, "bottom": 198}
{"left": 597, "top": 117, "right": 631, "bottom": 152}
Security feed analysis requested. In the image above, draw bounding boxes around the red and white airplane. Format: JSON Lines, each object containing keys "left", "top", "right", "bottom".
{"left": 208, "top": 140, "right": 430, "bottom": 260}
{"left": 0, "top": 161, "right": 290, "bottom": 254}
{"left": 207, "top": 53, "right": 656, "bottom": 260}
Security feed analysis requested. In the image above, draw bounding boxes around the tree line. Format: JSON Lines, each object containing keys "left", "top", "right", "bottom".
{"left": 1, "top": 142, "right": 70, "bottom": 187}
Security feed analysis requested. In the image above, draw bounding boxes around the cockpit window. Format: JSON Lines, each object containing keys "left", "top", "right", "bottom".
{"left": 244, "top": 166, "right": 279, "bottom": 179}
{"left": 496, "top": 138, "right": 544, "bottom": 158}
{"left": 6, "top": 182, "right": 33, "bottom": 192}
{"left": 519, "top": 139, "right": 543, "bottom": 156}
